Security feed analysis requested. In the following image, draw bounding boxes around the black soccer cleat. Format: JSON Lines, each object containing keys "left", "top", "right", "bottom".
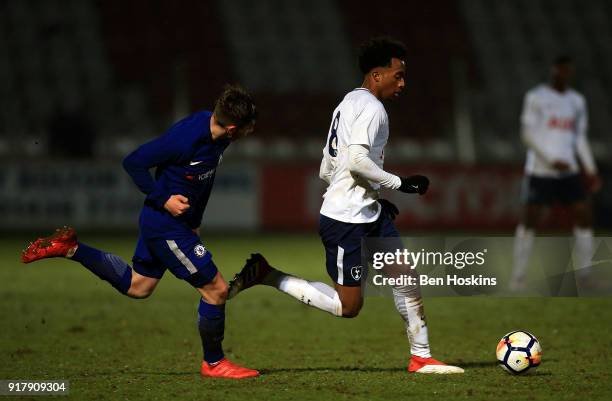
{"left": 227, "top": 253, "right": 273, "bottom": 300}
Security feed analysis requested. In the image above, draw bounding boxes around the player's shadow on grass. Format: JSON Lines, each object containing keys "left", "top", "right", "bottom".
{"left": 261, "top": 361, "right": 497, "bottom": 375}
{"left": 260, "top": 367, "right": 405, "bottom": 374}
{"left": 107, "top": 368, "right": 407, "bottom": 376}
{"left": 128, "top": 371, "right": 195, "bottom": 376}
{"left": 92, "top": 359, "right": 556, "bottom": 377}
{"left": 260, "top": 359, "right": 557, "bottom": 375}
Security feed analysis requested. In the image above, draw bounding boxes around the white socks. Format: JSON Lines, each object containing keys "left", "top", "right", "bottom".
{"left": 262, "top": 270, "right": 343, "bottom": 317}
{"left": 573, "top": 227, "right": 594, "bottom": 278}
{"left": 392, "top": 286, "right": 431, "bottom": 358}
{"left": 512, "top": 224, "right": 535, "bottom": 282}
{"left": 513, "top": 224, "right": 594, "bottom": 282}
{"left": 262, "top": 268, "right": 432, "bottom": 358}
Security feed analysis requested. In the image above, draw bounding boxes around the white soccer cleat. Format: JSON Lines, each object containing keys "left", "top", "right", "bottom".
{"left": 408, "top": 356, "right": 464, "bottom": 374}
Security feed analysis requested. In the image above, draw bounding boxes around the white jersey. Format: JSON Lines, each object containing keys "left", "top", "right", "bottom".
{"left": 320, "top": 88, "right": 389, "bottom": 223}
{"left": 521, "top": 84, "right": 593, "bottom": 177}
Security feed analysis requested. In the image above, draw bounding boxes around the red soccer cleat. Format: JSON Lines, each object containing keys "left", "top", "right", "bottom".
{"left": 200, "top": 358, "right": 259, "bottom": 379}
{"left": 21, "top": 226, "right": 78, "bottom": 264}
{"left": 408, "top": 355, "right": 464, "bottom": 374}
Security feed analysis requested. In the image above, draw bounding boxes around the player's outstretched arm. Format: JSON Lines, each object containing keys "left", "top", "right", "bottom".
{"left": 122, "top": 130, "right": 187, "bottom": 208}
{"left": 348, "top": 144, "right": 429, "bottom": 195}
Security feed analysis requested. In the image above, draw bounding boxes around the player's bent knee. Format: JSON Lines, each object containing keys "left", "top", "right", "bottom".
{"left": 335, "top": 284, "right": 363, "bottom": 318}
{"left": 127, "top": 272, "right": 159, "bottom": 299}
{"left": 127, "top": 286, "right": 154, "bottom": 299}
{"left": 197, "top": 273, "right": 229, "bottom": 304}
{"left": 341, "top": 306, "right": 362, "bottom": 318}
{"left": 341, "top": 300, "right": 363, "bottom": 318}
{"left": 126, "top": 280, "right": 157, "bottom": 298}
{"left": 215, "top": 282, "right": 229, "bottom": 301}
{"left": 210, "top": 275, "right": 229, "bottom": 298}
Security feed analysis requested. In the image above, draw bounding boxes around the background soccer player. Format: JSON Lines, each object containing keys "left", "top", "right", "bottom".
{"left": 21, "top": 86, "right": 260, "bottom": 379}
{"left": 229, "top": 38, "right": 463, "bottom": 374}
{"left": 511, "top": 56, "right": 602, "bottom": 290}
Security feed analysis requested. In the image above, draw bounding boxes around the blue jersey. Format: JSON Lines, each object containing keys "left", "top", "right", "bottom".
{"left": 123, "top": 111, "right": 230, "bottom": 234}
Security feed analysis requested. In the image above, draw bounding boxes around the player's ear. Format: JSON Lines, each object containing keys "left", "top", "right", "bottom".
{"left": 225, "top": 124, "right": 237, "bottom": 137}
{"left": 371, "top": 70, "right": 382, "bottom": 82}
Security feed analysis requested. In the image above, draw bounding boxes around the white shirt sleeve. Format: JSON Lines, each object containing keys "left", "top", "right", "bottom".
{"left": 520, "top": 92, "right": 555, "bottom": 164}
{"left": 520, "top": 91, "right": 539, "bottom": 127}
{"left": 575, "top": 98, "right": 597, "bottom": 174}
{"left": 348, "top": 144, "right": 401, "bottom": 189}
{"left": 349, "top": 102, "right": 385, "bottom": 147}
{"left": 319, "top": 151, "right": 333, "bottom": 184}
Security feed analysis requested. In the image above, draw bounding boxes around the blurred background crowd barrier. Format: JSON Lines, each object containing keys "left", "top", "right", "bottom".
{"left": 1, "top": 0, "right": 610, "bottom": 231}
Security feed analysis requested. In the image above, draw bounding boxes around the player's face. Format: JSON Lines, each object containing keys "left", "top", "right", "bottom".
{"left": 551, "top": 63, "right": 574, "bottom": 88}
{"left": 228, "top": 121, "right": 255, "bottom": 141}
{"left": 379, "top": 58, "right": 406, "bottom": 100}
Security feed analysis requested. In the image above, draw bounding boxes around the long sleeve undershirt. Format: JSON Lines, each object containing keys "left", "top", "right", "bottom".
{"left": 347, "top": 144, "right": 401, "bottom": 189}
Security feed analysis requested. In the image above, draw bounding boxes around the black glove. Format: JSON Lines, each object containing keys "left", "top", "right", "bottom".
{"left": 398, "top": 175, "right": 429, "bottom": 195}
{"left": 377, "top": 199, "right": 399, "bottom": 220}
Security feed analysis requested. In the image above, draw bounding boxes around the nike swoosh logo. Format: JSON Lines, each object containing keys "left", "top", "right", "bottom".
{"left": 189, "top": 161, "right": 204, "bottom": 166}
{"left": 411, "top": 185, "right": 419, "bottom": 189}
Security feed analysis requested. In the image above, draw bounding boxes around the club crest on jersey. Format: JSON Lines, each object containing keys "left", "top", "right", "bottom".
{"left": 194, "top": 244, "right": 207, "bottom": 258}
{"left": 350, "top": 265, "right": 363, "bottom": 281}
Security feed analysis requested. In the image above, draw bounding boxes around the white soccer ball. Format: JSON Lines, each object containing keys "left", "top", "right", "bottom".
{"left": 496, "top": 330, "right": 542, "bottom": 374}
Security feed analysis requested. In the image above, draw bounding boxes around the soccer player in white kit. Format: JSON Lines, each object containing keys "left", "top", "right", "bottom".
{"left": 229, "top": 38, "right": 463, "bottom": 374}
{"left": 511, "top": 56, "right": 602, "bottom": 290}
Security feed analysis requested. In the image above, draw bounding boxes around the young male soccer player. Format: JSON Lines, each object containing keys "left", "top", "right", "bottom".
{"left": 21, "top": 86, "right": 259, "bottom": 379}
{"left": 511, "top": 56, "right": 602, "bottom": 290}
{"left": 229, "top": 38, "right": 463, "bottom": 374}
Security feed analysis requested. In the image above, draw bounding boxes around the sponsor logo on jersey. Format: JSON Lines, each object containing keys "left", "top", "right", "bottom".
{"left": 185, "top": 168, "right": 216, "bottom": 182}
{"left": 194, "top": 244, "right": 207, "bottom": 258}
{"left": 547, "top": 117, "right": 575, "bottom": 131}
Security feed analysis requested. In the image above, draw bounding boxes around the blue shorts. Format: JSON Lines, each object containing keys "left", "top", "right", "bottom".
{"left": 521, "top": 174, "right": 586, "bottom": 205}
{"left": 319, "top": 212, "right": 401, "bottom": 287}
{"left": 131, "top": 230, "right": 218, "bottom": 288}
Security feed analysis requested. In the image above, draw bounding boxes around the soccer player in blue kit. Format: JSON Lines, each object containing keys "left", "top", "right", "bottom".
{"left": 22, "top": 86, "right": 259, "bottom": 379}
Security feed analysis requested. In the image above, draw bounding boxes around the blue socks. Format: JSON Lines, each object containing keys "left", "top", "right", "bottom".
{"left": 71, "top": 243, "right": 226, "bottom": 364}
{"left": 198, "top": 299, "right": 226, "bottom": 364}
{"left": 71, "top": 242, "right": 133, "bottom": 295}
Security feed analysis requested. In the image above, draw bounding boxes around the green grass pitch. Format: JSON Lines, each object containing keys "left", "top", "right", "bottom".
{"left": 1, "top": 233, "right": 611, "bottom": 400}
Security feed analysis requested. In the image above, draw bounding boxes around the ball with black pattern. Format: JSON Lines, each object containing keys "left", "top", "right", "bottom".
{"left": 495, "top": 330, "right": 542, "bottom": 374}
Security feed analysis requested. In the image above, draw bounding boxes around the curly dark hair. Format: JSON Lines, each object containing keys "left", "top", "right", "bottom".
{"left": 553, "top": 54, "right": 573, "bottom": 66}
{"left": 214, "top": 85, "right": 257, "bottom": 128}
{"left": 358, "top": 37, "right": 407, "bottom": 75}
